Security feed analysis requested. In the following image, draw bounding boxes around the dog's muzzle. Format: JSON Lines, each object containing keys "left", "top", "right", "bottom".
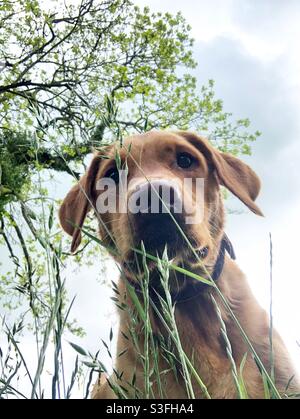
{"left": 128, "top": 180, "right": 184, "bottom": 252}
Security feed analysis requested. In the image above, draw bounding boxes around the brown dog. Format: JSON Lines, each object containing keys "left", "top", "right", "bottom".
{"left": 59, "top": 131, "right": 299, "bottom": 399}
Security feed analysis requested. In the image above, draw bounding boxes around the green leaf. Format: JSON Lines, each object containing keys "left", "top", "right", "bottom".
{"left": 238, "top": 353, "right": 249, "bottom": 399}
{"left": 48, "top": 204, "right": 54, "bottom": 231}
{"left": 126, "top": 282, "right": 146, "bottom": 322}
{"left": 262, "top": 371, "right": 271, "bottom": 399}
{"left": 69, "top": 342, "right": 88, "bottom": 357}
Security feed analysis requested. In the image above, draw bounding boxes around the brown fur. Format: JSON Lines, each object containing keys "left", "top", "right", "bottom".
{"left": 59, "top": 131, "right": 299, "bottom": 399}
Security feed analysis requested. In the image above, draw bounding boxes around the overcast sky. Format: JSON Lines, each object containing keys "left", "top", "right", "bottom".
{"left": 63, "top": 0, "right": 300, "bottom": 386}
{"left": 2, "top": 0, "right": 300, "bottom": 397}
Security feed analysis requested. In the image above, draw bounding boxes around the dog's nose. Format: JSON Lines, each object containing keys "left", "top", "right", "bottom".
{"left": 128, "top": 180, "right": 182, "bottom": 215}
{"left": 128, "top": 180, "right": 184, "bottom": 252}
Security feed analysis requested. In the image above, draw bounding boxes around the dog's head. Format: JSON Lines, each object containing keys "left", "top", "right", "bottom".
{"left": 59, "top": 131, "right": 262, "bottom": 280}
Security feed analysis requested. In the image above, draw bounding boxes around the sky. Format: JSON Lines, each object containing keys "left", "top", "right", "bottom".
{"left": 1, "top": 0, "right": 300, "bottom": 397}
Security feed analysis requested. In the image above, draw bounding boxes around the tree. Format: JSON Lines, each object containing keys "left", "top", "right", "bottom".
{"left": 0, "top": 0, "right": 258, "bottom": 175}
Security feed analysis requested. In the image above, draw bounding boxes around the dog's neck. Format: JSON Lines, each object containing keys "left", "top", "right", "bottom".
{"left": 174, "top": 234, "right": 236, "bottom": 303}
{"left": 125, "top": 234, "right": 236, "bottom": 304}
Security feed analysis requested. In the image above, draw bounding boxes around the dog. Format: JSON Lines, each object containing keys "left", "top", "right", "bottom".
{"left": 59, "top": 131, "right": 299, "bottom": 399}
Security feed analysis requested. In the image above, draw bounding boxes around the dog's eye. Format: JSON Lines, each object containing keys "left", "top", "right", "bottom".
{"left": 105, "top": 167, "right": 119, "bottom": 184}
{"left": 177, "top": 152, "right": 194, "bottom": 169}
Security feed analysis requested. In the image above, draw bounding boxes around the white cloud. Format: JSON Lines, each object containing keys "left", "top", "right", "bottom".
{"left": 139, "top": 0, "right": 300, "bottom": 87}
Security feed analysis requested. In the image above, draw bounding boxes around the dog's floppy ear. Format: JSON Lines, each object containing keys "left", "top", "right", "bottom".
{"left": 213, "top": 151, "right": 263, "bottom": 215}
{"left": 179, "top": 132, "right": 263, "bottom": 216}
{"left": 59, "top": 155, "right": 101, "bottom": 253}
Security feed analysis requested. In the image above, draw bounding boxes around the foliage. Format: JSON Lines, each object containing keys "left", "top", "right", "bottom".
{"left": 0, "top": 131, "right": 32, "bottom": 212}
{"left": 0, "top": 0, "right": 259, "bottom": 176}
